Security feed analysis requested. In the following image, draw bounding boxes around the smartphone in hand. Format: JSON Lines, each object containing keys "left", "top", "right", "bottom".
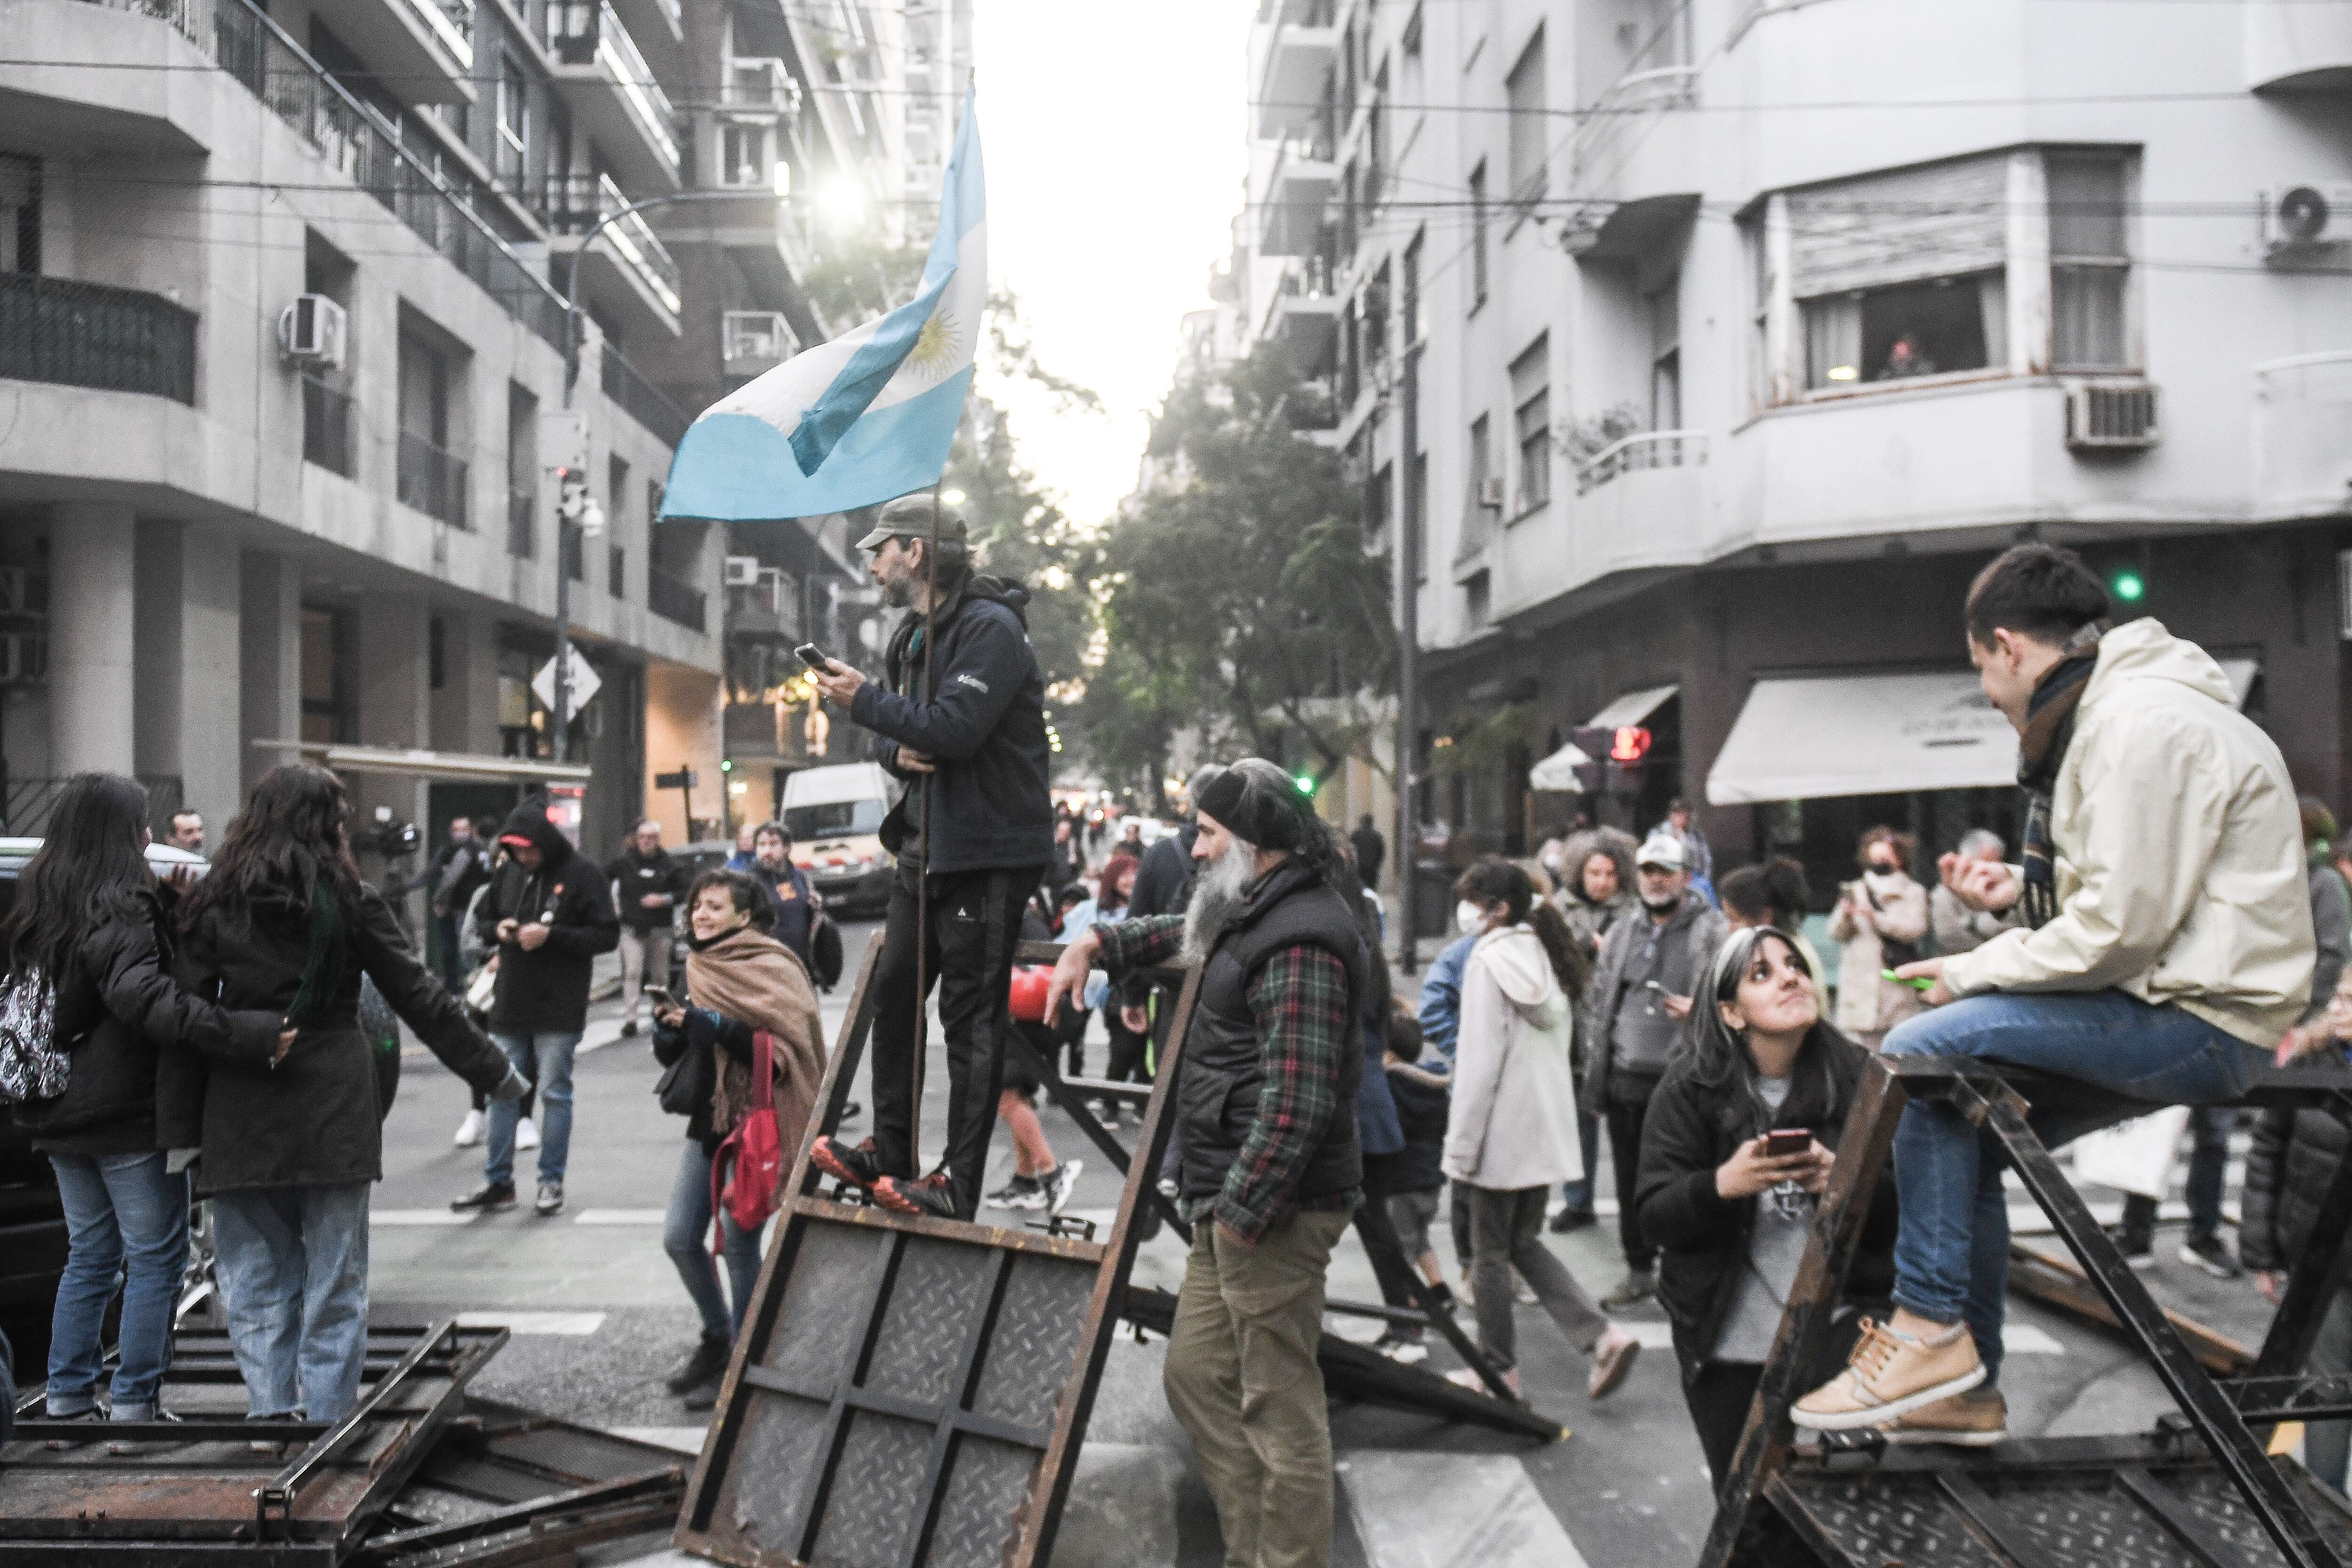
{"left": 1762, "top": 1128, "right": 1812, "bottom": 1161}
{"left": 794, "top": 643, "right": 832, "bottom": 670}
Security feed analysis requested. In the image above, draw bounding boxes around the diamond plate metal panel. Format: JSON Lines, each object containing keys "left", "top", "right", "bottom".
{"left": 2172, "top": 1466, "right": 2336, "bottom": 1566}
{"left": 1978, "top": 1477, "right": 2206, "bottom": 1568}
{"left": 714, "top": 1391, "right": 831, "bottom": 1554}
{"left": 869, "top": 1236, "right": 996, "bottom": 1408}
{"left": 971, "top": 1255, "right": 1093, "bottom": 1432}
{"left": 1777, "top": 1476, "right": 2006, "bottom": 1568}
{"left": 765, "top": 1221, "right": 890, "bottom": 1391}
{"left": 810, "top": 1410, "right": 933, "bottom": 1568}
{"left": 927, "top": 1435, "right": 1040, "bottom": 1568}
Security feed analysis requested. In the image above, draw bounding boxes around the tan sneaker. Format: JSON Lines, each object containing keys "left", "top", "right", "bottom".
{"left": 1791, "top": 1317, "right": 1984, "bottom": 1432}
{"left": 1875, "top": 1387, "right": 2008, "bottom": 1447}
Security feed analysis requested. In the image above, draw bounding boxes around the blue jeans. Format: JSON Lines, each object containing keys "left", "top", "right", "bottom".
{"left": 662, "top": 1140, "right": 763, "bottom": 1341}
{"left": 486, "top": 1030, "right": 580, "bottom": 1186}
{"left": 210, "top": 1182, "right": 373, "bottom": 1421}
{"left": 46, "top": 1152, "right": 190, "bottom": 1418}
{"left": 1883, "top": 990, "right": 2260, "bottom": 1385}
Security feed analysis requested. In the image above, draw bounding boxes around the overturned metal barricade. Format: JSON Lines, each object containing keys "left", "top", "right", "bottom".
{"left": 1702, "top": 1053, "right": 2352, "bottom": 1568}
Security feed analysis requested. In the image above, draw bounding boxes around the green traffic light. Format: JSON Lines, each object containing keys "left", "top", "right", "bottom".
{"left": 720, "top": 759, "right": 733, "bottom": 772}
{"left": 2112, "top": 570, "right": 2145, "bottom": 604}
{"left": 1294, "top": 775, "right": 1315, "bottom": 795}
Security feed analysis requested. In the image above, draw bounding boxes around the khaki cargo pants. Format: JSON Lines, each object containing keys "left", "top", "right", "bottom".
{"left": 1162, "top": 1206, "right": 1353, "bottom": 1568}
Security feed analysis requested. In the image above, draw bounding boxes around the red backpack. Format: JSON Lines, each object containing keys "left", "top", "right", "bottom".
{"left": 711, "top": 1029, "right": 784, "bottom": 1248}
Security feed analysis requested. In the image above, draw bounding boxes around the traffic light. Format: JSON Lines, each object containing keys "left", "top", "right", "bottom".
{"left": 1294, "top": 772, "right": 1316, "bottom": 796}
{"left": 2108, "top": 565, "right": 2145, "bottom": 606}
{"left": 553, "top": 467, "right": 605, "bottom": 535}
{"left": 1571, "top": 725, "right": 1652, "bottom": 795}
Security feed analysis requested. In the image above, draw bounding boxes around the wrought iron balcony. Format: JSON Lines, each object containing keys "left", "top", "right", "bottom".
{"left": 397, "top": 430, "right": 470, "bottom": 527}
{"left": 602, "top": 345, "right": 691, "bottom": 446}
{"left": 650, "top": 567, "right": 706, "bottom": 631}
{"left": 0, "top": 273, "right": 196, "bottom": 405}
{"left": 544, "top": 171, "right": 683, "bottom": 317}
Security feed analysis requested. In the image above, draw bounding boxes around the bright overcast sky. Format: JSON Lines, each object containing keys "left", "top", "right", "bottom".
{"left": 970, "top": 2, "right": 1253, "bottom": 529}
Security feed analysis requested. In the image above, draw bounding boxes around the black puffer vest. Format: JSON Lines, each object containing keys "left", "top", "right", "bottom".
{"left": 1177, "top": 859, "right": 1367, "bottom": 1206}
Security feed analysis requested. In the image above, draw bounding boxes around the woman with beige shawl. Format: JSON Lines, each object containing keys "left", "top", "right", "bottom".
{"left": 650, "top": 869, "right": 826, "bottom": 1409}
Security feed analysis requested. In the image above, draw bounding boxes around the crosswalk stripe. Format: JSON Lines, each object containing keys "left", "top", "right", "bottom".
{"left": 1343, "top": 1451, "right": 1590, "bottom": 1568}
{"left": 574, "top": 1208, "right": 668, "bottom": 1225}
{"left": 456, "top": 1311, "right": 608, "bottom": 1335}
{"left": 372, "top": 1209, "right": 476, "bottom": 1226}
{"left": 2003, "top": 1324, "right": 2066, "bottom": 1355}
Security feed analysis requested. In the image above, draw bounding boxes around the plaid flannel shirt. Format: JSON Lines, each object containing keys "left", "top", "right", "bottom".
{"left": 1095, "top": 914, "right": 1360, "bottom": 1244}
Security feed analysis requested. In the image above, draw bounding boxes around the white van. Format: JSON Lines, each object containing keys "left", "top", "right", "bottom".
{"left": 782, "top": 762, "right": 896, "bottom": 916}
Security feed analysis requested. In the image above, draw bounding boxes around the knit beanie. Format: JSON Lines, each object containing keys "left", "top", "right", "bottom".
{"left": 1193, "top": 759, "right": 1310, "bottom": 852}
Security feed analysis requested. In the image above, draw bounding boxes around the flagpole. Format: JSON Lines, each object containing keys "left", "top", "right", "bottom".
{"left": 911, "top": 479, "right": 943, "bottom": 1186}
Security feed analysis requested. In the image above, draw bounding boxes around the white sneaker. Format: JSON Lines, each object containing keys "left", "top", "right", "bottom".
{"left": 1043, "top": 1158, "right": 1083, "bottom": 1217}
{"left": 516, "top": 1117, "right": 540, "bottom": 1151}
{"left": 453, "top": 1109, "right": 485, "bottom": 1148}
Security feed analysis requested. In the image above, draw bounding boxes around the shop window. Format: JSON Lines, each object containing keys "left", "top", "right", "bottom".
{"left": 1803, "top": 272, "right": 2004, "bottom": 390}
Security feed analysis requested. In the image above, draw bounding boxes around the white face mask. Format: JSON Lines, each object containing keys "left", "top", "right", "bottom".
{"left": 1457, "top": 900, "right": 1486, "bottom": 936}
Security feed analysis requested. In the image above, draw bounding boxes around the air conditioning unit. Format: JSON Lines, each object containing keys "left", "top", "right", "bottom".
{"left": 2262, "top": 183, "right": 2352, "bottom": 250}
{"left": 724, "top": 554, "right": 763, "bottom": 587}
{"left": 277, "top": 295, "right": 347, "bottom": 369}
{"left": 2065, "top": 382, "right": 2160, "bottom": 452}
{"left": 1477, "top": 477, "right": 1506, "bottom": 509}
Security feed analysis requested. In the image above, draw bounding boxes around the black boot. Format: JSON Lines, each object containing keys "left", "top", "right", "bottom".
{"left": 664, "top": 1333, "right": 731, "bottom": 1394}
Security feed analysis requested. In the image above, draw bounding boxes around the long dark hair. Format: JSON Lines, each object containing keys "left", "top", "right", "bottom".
{"left": 1720, "top": 857, "right": 1811, "bottom": 929}
{"left": 1455, "top": 856, "right": 1590, "bottom": 1000}
{"left": 1678, "top": 926, "right": 1833, "bottom": 1099}
{"left": 180, "top": 764, "right": 365, "bottom": 929}
{"left": 4, "top": 773, "right": 154, "bottom": 982}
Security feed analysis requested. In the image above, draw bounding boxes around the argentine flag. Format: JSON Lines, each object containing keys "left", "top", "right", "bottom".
{"left": 660, "top": 90, "right": 984, "bottom": 522}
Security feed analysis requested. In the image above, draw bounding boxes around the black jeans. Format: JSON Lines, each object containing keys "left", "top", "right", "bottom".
{"left": 869, "top": 861, "right": 1042, "bottom": 1218}
{"left": 1606, "top": 1075, "right": 1663, "bottom": 1273}
{"left": 1682, "top": 1360, "right": 1764, "bottom": 1487}
{"left": 1355, "top": 1152, "right": 1423, "bottom": 1316}
{"left": 1104, "top": 1009, "right": 1150, "bottom": 1089}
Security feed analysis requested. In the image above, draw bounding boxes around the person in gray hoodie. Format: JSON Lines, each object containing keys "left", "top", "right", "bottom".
{"left": 1583, "top": 830, "right": 1729, "bottom": 1307}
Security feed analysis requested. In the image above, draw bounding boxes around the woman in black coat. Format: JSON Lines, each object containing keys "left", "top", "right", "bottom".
{"left": 166, "top": 765, "right": 524, "bottom": 1424}
{"left": 7, "top": 775, "right": 286, "bottom": 1430}
{"left": 1634, "top": 926, "right": 1902, "bottom": 1487}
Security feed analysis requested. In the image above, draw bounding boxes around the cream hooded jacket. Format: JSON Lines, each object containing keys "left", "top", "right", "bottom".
{"left": 1443, "top": 924, "right": 1584, "bottom": 1191}
{"left": 1939, "top": 618, "right": 2314, "bottom": 1047}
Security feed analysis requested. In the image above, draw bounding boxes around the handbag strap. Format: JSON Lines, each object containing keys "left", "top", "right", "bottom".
{"left": 751, "top": 1029, "right": 774, "bottom": 1113}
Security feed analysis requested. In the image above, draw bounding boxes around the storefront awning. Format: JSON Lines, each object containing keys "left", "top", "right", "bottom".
{"left": 1589, "top": 684, "right": 1679, "bottom": 730}
{"left": 1704, "top": 660, "right": 2257, "bottom": 806}
{"left": 1528, "top": 742, "right": 1589, "bottom": 793}
{"left": 253, "top": 740, "right": 595, "bottom": 784}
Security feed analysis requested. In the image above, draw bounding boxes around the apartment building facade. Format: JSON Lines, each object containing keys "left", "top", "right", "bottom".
{"left": 0, "top": 0, "right": 731, "bottom": 854}
{"left": 1239, "top": 0, "right": 2352, "bottom": 907}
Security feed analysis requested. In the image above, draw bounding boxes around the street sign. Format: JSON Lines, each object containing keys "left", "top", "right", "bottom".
{"left": 654, "top": 768, "right": 698, "bottom": 790}
{"left": 532, "top": 648, "right": 601, "bottom": 714}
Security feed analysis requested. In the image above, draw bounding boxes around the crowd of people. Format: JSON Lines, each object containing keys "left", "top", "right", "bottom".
{"left": 12, "top": 528, "right": 2348, "bottom": 1568}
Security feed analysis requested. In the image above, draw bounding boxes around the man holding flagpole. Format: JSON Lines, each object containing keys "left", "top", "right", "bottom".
{"left": 807, "top": 499, "right": 1052, "bottom": 1218}
{"left": 660, "top": 91, "right": 1022, "bottom": 1219}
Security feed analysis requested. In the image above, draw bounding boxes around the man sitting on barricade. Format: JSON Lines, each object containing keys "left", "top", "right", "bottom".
{"left": 1790, "top": 544, "right": 2315, "bottom": 1444}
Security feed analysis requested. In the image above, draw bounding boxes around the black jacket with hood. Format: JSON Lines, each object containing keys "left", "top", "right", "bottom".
{"left": 167, "top": 879, "right": 511, "bottom": 1194}
{"left": 16, "top": 884, "right": 283, "bottom": 1157}
{"left": 849, "top": 572, "right": 1052, "bottom": 876}
{"left": 472, "top": 802, "right": 621, "bottom": 1033}
{"left": 1633, "top": 1025, "right": 1897, "bottom": 1382}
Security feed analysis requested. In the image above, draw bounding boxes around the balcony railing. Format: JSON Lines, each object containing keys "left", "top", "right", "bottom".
{"left": 0, "top": 273, "right": 196, "bottom": 404}
{"left": 71, "top": 0, "right": 568, "bottom": 347}
{"left": 1575, "top": 430, "right": 1707, "bottom": 495}
{"left": 545, "top": 171, "right": 683, "bottom": 316}
{"left": 603, "top": 345, "right": 691, "bottom": 445}
{"left": 721, "top": 56, "right": 801, "bottom": 116}
{"left": 401, "top": 0, "right": 474, "bottom": 68}
{"left": 301, "top": 374, "right": 354, "bottom": 474}
{"left": 546, "top": 0, "right": 679, "bottom": 170}
{"left": 650, "top": 567, "right": 706, "bottom": 631}
{"left": 508, "top": 484, "right": 537, "bottom": 557}
{"left": 397, "top": 430, "right": 470, "bottom": 526}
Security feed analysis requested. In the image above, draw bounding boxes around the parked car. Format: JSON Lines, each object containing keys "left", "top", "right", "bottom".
{"left": 0, "top": 837, "right": 205, "bottom": 1385}
{"left": 783, "top": 763, "right": 895, "bottom": 918}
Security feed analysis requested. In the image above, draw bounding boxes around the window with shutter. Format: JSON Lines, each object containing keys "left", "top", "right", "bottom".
{"left": 1510, "top": 335, "right": 1551, "bottom": 511}
{"left": 1506, "top": 29, "right": 1547, "bottom": 206}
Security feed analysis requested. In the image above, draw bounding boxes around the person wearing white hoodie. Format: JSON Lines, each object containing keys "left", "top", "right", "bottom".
{"left": 1794, "top": 546, "right": 2315, "bottom": 1444}
{"left": 1443, "top": 858, "right": 1644, "bottom": 1401}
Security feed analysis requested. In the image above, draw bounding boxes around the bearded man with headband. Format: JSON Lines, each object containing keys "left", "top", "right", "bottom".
{"left": 1046, "top": 758, "right": 1370, "bottom": 1568}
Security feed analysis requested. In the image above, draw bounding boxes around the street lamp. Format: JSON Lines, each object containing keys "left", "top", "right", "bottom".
{"left": 550, "top": 187, "right": 770, "bottom": 762}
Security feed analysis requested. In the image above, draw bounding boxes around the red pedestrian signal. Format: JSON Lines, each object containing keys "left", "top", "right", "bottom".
{"left": 1610, "top": 726, "right": 1652, "bottom": 764}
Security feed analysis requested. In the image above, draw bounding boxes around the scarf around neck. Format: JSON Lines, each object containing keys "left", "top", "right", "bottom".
{"left": 2014, "top": 621, "right": 2107, "bottom": 929}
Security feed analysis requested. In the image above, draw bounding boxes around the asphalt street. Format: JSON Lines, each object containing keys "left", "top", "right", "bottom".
{"left": 366, "top": 922, "right": 2297, "bottom": 1568}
